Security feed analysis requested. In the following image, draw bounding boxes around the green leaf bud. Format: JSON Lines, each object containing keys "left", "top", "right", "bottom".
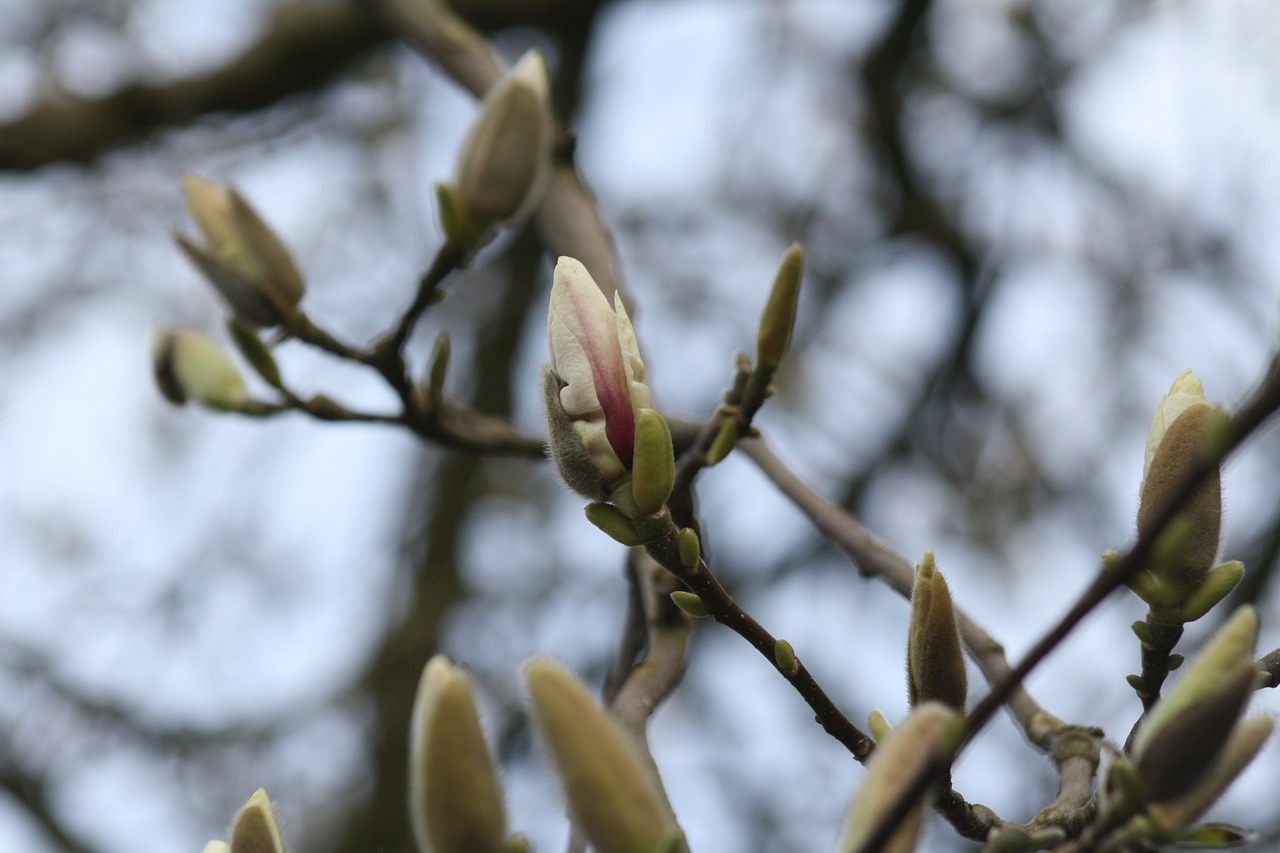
{"left": 756, "top": 244, "right": 804, "bottom": 372}
{"left": 230, "top": 789, "right": 287, "bottom": 853}
{"left": 631, "top": 408, "right": 675, "bottom": 514}
{"left": 705, "top": 418, "right": 739, "bottom": 467}
{"left": 409, "top": 655, "right": 508, "bottom": 853}
{"left": 1133, "top": 621, "right": 1155, "bottom": 644}
{"left": 523, "top": 658, "right": 678, "bottom": 853}
{"left": 867, "top": 710, "right": 893, "bottom": 743}
{"left": 226, "top": 317, "right": 283, "bottom": 389}
{"left": 907, "top": 552, "right": 967, "bottom": 711}
{"left": 670, "top": 591, "right": 709, "bottom": 618}
{"left": 428, "top": 332, "right": 451, "bottom": 405}
{"left": 677, "top": 528, "right": 701, "bottom": 567}
{"left": 1175, "top": 561, "right": 1245, "bottom": 623}
{"left": 584, "top": 503, "right": 643, "bottom": 546}
{"left": 436, "top": 182, "right": 487, "bottom": 246}
{"left": 774, "top": 639, "right": 798, "bottom": 674}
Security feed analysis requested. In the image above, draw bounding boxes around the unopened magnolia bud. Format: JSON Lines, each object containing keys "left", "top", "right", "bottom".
{"left": 584, "top": 503, "right": 643, "bottom": 546}
{"left": 1148, "top": 716, "right": 1274, "bottom": 837}
{"left": 907, "top": 552, "right": 967, "bottom": 711}
{"left": 631, "top": 409, "right": 674, "bottom": 514}
{"left": 523, "top": 659, "right": 678, "bottom": 853}
{"left": 176, "top": 175, "right": 305, "bottom": 328}
{"left": 670, "top": 591, "right": 709, "bottom": 618}
{"left": 836, "top": 703, "right": 960, "bottom": 853}
{"left": 756, "top": 244, "right": 804, "bottom": 372}
{"left": 454, "top": 50, "right": 551, "bottom": 227}
{"left": 153, "top": 328, "right": 249, "bottom": 410}
{"left": 409, "top": 655, "right": 508, "bottom": 853}
{"left": 1131, "top": 372, "right": 1223, "bottom": 610}
{"left": 677, "top": 528, "right": 701, "bottom": 567}
{"left": 230, "top": 789, "right": 287, "bottom": 853}
{"left": 867, "top": 710, "right": 893, "bottom": 743}
{"left": 202, "top": 843, "right": 231, "bottom": 853}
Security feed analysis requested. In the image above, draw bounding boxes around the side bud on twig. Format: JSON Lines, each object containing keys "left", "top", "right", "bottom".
{"left": 451, "top": 50, "right": 552, "bottom": 233}
{"left": 523, "top": 658, "right": 684, "bottom": 853}
{"left": 545, "top": 257, "right": 661, "bottom": 513}
{"left": 907, "top": 552, "right": 967, "bottom": 712}
{"left": 1127, "top": 371, "right": 1242, "bottom": 620}
{"left": 756, "top": 244, "right": 804, "bottom": 373}
{"left": 175, "top": 175, "right": 305, "bottom": 328}
{"left": 152, "top": 328, "right": 249, "bottom": 411}
{"left": 836, "top": 703, "right": 961, "bottom": 853}
{"left": 230, "top": 789, "right": 287, "bottom": 853}
{"left": 409, "top": 655, "right": 509, "bottom": 853}
{"left": 1130, "top": 606, "right": 1271, "bottom": 834}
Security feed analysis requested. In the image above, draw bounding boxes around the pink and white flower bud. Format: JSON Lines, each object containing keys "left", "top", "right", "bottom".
{"left": 545, "top": 257, "right": 652, "bottom": 500}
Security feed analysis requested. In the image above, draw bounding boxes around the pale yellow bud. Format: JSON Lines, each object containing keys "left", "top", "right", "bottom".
{"left": 230, "top": 789, "right": 286, "bottom": 853}
{"left": 152, "top": 328, "right": 248, "bottom": 410}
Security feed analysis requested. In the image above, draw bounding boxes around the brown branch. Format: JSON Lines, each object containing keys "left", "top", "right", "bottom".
{"left": 0, "top": 5, "right": 389, "bottom": 171}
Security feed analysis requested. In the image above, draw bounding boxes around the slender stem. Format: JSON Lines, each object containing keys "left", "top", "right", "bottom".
{"left": 384, "top": 239, "right": 473, "bottom": 352}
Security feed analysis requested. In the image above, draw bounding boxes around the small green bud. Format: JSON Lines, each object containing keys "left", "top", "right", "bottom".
{"left": 428, "top": 332, "right": 452, "bottom": 405}
{"left": 906, "top": 552, "right": 967, "bottom": 711}
{"left": 523, "top": 659, "right": 679, "bottom": 853}
{"left": 230, "top": 789, "right": 287, "bottom": 853}
{"left": 1167, "top": 654, "right": 1184, "bottom": 671}
{"left": 1133, "top": 621, "right": 1155, "bottom": 644}
{"left": 677, "top": 528, "right": 701, "bottom": 567}
{"left": 409, "top": 655, "right": 508, "bottom": 853}
{"left": 756, "top": 244, "right": 804, "bottom": 372}
{"left": 436, "top": 182, "right": 487, "bottom": 245}
{"left": 631, "top": 408, "right": 675, "bottom": 514}
{"left": 1175, "top": 561, "right": 1244, "bottom": 623}
{"left": 1126, "top": 674, "right": 1146, "bottom": 693}
{"left": 705, "top": 418, "right": 739, "bottom": 467}
{"left": 1172, "top": 823, "right": 1254, "bottom": 849}
{"left": 226, "top": 317, "right": 283, "bottom": 389}
{"left": 585, "top": 503, "right": 643, "bottom": 547}
{"left": 670, "top": 591, "right": 709, "bottom": 618}
{"left": 867, "top": 710, "right": 893, "bottom": 743}
{"left": 774, "top": 639, "right": 798, "bottom": 674}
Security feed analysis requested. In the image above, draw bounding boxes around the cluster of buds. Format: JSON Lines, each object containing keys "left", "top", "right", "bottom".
{"left": 543, "top": 257, "right": 674, "bottom": 519}
{"left": 906, "top": 552, "right": 967, "bottom": 712}
{"left": 1102, "top": 606, "right": 1272, "bottom": 843}
{"left": 201, "top": 789, "right": 287, "bottom": 853}
{"left": 407, "top": 654, "right": 684, "bottom": 853}
{"left": 1119, "top": 371, "right": 1242, "bottom": 623}
{"left": 439, "top": 50, "right": 552, "bottom": 242}
{"left": 176, "top": 176, "right": 306, "bottom": 329}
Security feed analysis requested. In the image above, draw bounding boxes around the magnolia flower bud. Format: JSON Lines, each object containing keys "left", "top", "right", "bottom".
{"left": 1132, "top": 607, "right": 1268, "bottom": 811}
{"left": 152, "top": 328, "right": 249, "bottom": 411}
{"left": 230, "top": 789, "right": 287, "bottom": 853}
{"left": 1128, "top": 371, "right": 1229, "bottom": 612}
{"left": 907, "top": 552, "right": 967, "bottom": 712}
{"left": 409, "top": 655, "right": 508, "bottom": 853}
{"left": 545, "top": 257, "right": 653, "bottom": 504}
{"left": 836, "top": 702, "right": 960, "bottom": 853}
{"left": 454, "top": 50, "right": 551, "bottom": 229}
{"left": 202, "top": 843, "right": 231, "bottom": 853}
{"left": 756, "top": 244, "right": 804, "bottom": 373}
{"left": 175, "top": 176, "right": 305, "bottom": 328}
{"left": 523, "top": 658, "right": 682, "bottom": 853}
